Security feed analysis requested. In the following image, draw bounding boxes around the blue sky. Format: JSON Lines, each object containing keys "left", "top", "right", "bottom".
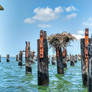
{"left": 0, "top": 0, "right": 92, "bottom": 57}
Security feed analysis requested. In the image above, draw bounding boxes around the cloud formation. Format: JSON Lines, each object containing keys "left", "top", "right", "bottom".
{"left": 38, "top": 24, "right": 51, "bottom": 28}
{"left": 66, "top": 13, "right": 77, "bottom": 19}
{"left": 72, "top": 30, "right": 84, "bottom": 40}
{"left": 24, "top": 6, "right": 63, "bottom": 24}
{"left": 83, "top": 17, "right": 92, "bottom": 27}
{"left": 65, "top": 6, "right": 77, "bottom": 12}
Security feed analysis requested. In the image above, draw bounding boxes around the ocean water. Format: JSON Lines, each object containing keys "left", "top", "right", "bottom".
{"left": 0, "top": 58, "right": 87, "bottom": 92}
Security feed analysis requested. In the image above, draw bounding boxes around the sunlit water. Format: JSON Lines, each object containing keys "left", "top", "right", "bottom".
{"left": 0, "top": 58, "right": 87, "bottom": 92}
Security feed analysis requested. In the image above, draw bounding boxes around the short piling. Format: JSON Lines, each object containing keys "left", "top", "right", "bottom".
{"left": 16, "top": 55, "right": 18, "bottom": 61}
{"left": 25, "top": 41, "right": 32, "bottom": 74}
{"left": 6, "top": 54, "right": 10, "bottom": 62}
{"left": 63, "top": 47, "right": 67, "bottom": 68}
{"left": 18, "top": 51, "right": 23, "bottom": 66}
{"left": 70, "top": 55, "right": 74, "bottom": 66}
{"left": 0, "top": 55, "right": 1, "bottom": 62}
{"left": 56, "top": 47, "right": 64, "bottom": 74}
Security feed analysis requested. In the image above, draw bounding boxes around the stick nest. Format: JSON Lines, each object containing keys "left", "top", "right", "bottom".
{"left": 48, "top": 32, "right": 76, "bottom": 49}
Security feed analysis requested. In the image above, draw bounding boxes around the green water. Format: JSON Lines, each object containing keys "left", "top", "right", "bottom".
{"left": 0, "top": 58, "right": 87, "bottom": 92}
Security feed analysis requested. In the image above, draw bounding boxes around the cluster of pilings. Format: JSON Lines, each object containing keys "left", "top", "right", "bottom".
{"left": 37, "top": 30, "right": 79, "bottom": 86}
{"left": 80, "top": 28, "right": 92, "bottom": 92}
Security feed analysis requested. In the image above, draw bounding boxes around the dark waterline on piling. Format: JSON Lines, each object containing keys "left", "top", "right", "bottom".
{"left": 0, "top": 57, "right": 87, "bottom": 92}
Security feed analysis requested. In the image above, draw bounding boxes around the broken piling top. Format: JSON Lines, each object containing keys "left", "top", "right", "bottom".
{"left": 0, "top": 5, "right": 4, "bottom": 10}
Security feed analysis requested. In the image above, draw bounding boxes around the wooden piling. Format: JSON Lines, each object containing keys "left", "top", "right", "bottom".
{"left": 75, "top": 55, "right": 77, "bottom": 63}
{"left": 63, "top": 47, "right": 67, "bottom": 68}
{"left": 51, "top": 56, "right": 56, "bottom": 65}
{"left": 6, "top": 54, "right": 10, "bottom": 62}
{"left": 37, "top": 30, "right": 49, "bottom": 86}
{"left": 80, "top": 28, "right": 89, "bottom": 86}
{"left": 56, "top": 47, "right": 64, "bottom": 74}
{"left": 18, "top": 51, "right": 23, "bottom": 66}
{"left": 25, "top": 41, "right": 32, "bottom": 74}
{"left": 0, "top": 55, "right": 1, "bottom": 62}
{"left": 16, "top": 55, "right": 18, "bottom": 61}
{"left": 88, "top": 35, "right": 92, "bottom": 92}
{"left": 70, "top": 55, "right": 74, "bottom": 66}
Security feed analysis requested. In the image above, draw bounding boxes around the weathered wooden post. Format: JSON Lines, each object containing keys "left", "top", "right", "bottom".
{"left": 37, "top": 30, "right": 49, "bottom": 86}
{"left": 70, "top": 55, "right": 74, "bottom": 66}
{"left": 0, "top": 55, "right": 1, "bottom": 62}
{"left": 80, "top": 28, "right": 89, "bottom": 86}
{"left": 30, "top": 51, "right": 35, "bottom": 64}
{"left": 56, "top": 47, "right": 64, "bottom": 74}
{"left": 18, "top": 51, "right": 23, "bottom": 66}
{"left": 51, "top": 56, "right": 56, "bottom": 65}
{"left": 63, "top": 47, "right": 67, "bottom": 68}
{"left": 16, "top": 55, "right": 18, "bottom": 61}
{"left": 88, "top": 35, "right": 92, "bottom": 92}
{"left": 25, "top": 41, "right": 32, "bottom": 74}
{"left": 6, "top": 54, "right": 10, "bottom": 62}
{"left": 75, "top": 55, "right": 77, "bottom": 63}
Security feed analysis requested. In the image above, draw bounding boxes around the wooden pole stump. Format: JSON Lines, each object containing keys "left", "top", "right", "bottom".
{"left": 25, "top": 41, "right": 32, "bottom": 74}
{"left": 0, "top": 55, "right": 1, "bottom": 62}
{"left": 18, "top": 51, "right": 23, "bottom": 66}
{"left": 70, "top": 55, "right": 74, "bottom": 66}
{"left": 80, "top": 28, "right": 89, "bottom": 86}
{"left": 6, "top": 54, "right": 10, "bottom": 62}
{"left": 63, "top": 47, "right": 67, "bottom": 68}
{"left": 75, "top": 55, "right": 77, "bottom": 63}
{"left": 51, "top": 56, "right": 56, "bottom": 65}
{"left": 88, "top": 35, "right": 92, "bottom": 92}
{"left": 37, "top": 30, "right": 49, "bottom": 86}
{"left": 16, "top": 55, "right": 18, "bottom": 61}
{"left": 56, "top": 47, "right": 64, "bottom": 74}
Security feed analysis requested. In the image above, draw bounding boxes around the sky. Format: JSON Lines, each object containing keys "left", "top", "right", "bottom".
{"left": 0, "top": 0, "right": 92, "bottom": 57}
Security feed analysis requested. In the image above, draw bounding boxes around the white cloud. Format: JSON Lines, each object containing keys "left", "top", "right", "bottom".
{"left": 24, "top": 18, "right": 35, "bottom": 24}
{"left": 33, "top": 7, "right": 63, "bottom": 22}
{"left": 72, "top": 30, "right": 84, "bottom": 40}
{"left": 83, "top": 17, "right": 92, "bottom": 27}
{"left": 24, "top": 6, "right": 63, "bottom": 24}
{"left": 77, "top": 30, "right": 84, "bottom": 35}
{"left": 38, "top": 24, "right": 51, "bottom": 28}
{"left": 66, "top": 6, "right": 77, "bottom": 12}
{"left": 72, "top": 34, "right": 84, "bottom": 40}
{"left": 55, "top": 6, "right": 63, "bottom": 13}
{"left": 66, "top": 13, "right": 77, "bottom": 19}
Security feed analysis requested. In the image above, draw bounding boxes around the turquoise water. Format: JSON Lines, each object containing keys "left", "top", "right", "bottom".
{"left": 0, "top": 58, "right": 87, "bottom": 92}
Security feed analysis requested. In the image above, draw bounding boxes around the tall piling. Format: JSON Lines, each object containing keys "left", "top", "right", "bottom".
{"left": 37, "top": 30, "right": 49, "bottom": 86}
{"left": 88, "top": 35, "right": 92, "bottom": 92}
{"left": 18, "top": 51, "right": 23, "bottom": 66}
{"left": 25, "top": 41, "right": 32, "bottom": 74}
{"left": 56, "top": 47, "right": 64, "bottom": 74}
{"left": 80, "top": 28, "right": 89, "bottom": 86}
{"left": 6, "top": 54, "right": 10, "bottom": 62}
